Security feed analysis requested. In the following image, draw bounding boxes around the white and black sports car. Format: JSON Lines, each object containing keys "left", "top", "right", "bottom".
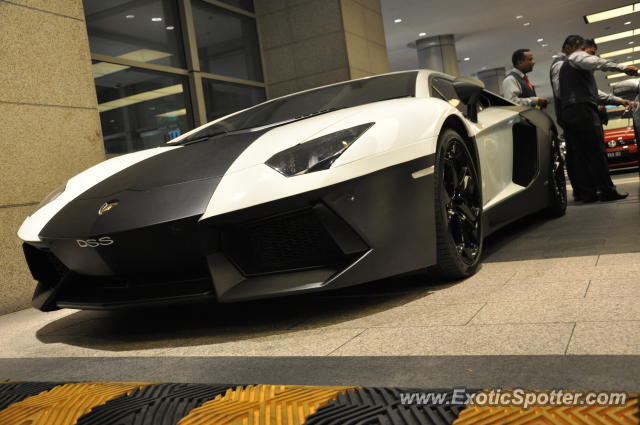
{"left": 19, "top": 70, "right": 566, "bottom": 311}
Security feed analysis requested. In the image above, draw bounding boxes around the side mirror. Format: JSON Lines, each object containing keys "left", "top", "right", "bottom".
{"left": 453, "top": 79, "right": 484, "bottom": 123}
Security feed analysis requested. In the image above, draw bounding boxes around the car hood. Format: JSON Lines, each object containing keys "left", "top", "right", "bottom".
{"left": 37, "top": 107, "right": 366, "bottom": 238}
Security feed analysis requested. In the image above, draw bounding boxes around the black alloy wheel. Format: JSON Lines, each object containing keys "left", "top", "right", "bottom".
{"left": 433, "top": 129, "right": 483, "bottom": 279}
{"left": 546, "top": 133, "right": 567, "bottom": 217}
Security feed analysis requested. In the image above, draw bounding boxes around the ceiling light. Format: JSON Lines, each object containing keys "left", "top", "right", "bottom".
{"left": 419, "top": 32, "right": 426, "bottom": 36}
{"left": 394, "top": 18, "right": 402, "bottom": 23}
{"left": 619, "top": 58, "right": 640, "bottom": 67}
{"left": 464, "top": 57, "right": 470, "bottom": 61}
{"left": 541, "top": 43, "right": 548, "bottom": 47}
{"left": 166, "top": 26, "right": 175, "bottom": 30}
{"left": 537, "top": 38, "right": 544, "bottom": 42}
{"left": 523, "top": 22, "right": 531, "bottom": 26}
{"left": 630, "top": 41, "right": 636, "bottom": 44}
{"left": 607, "top": 73, "right": 628, "bottom": 79}
{"left": 626, "top": 21, "right": 633, "bottom": 25}
{"left": 98, "top": 84, "right": 183, "bottom": 113}
{"left": 516, "top": 15, "right": 523, "bottom": 19}
{"left": 584, "top": 4, "right": 640, "bottom": 24}
{"left": 156, "top": 108, "right": 187, "bottom": 118}
{"left": 601, "top": 47, "right": 635, "bottom": 58}
{"left": 125, "top": 14, "right": 135, "bottom": 19}
{"left": 594, "top": 29, "right": 636, "bottom": 44}
{"left": 151, "top": 17, "right": 163, "bottom": 22}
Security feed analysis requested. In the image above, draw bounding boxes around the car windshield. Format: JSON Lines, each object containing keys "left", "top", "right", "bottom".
{"left": 173, "top": 71, "right": 418, "bottom": 144}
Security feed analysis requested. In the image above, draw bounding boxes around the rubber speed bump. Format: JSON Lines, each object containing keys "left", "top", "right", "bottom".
{"left": 305, "top": 388, "right": 471, "bottom": 425}
{"left": 0, "top": 382, "right": 64, "bottom": 411}
{"left": 177, "top": 385, "right": 354, "bottom": 425}
{"left": 453, "top": 392, "right": 639, "bottom": 425}
{"left": 75, "top": 383, "right": 232, "bottom": 425}
{"left": 0, "top": 382, "right": 151, "bottom": 425}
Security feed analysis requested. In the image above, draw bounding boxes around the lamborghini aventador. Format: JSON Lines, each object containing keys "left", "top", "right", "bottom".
{"left": 18, "top": 70, "right": 566, "bottom": 311}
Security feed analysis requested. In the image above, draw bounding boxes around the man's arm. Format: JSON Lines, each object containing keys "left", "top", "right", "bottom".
{"left": 502, "top": 75, "right": 539, "bottom": 107}
{"left": 568, "top": 51, "right": 636, "bottom": 74}
{"left": 550, "top": 60, "right": 563, "bottom": 97}
{"left": 598, "top": 90, "right": 625, "bottom": 105}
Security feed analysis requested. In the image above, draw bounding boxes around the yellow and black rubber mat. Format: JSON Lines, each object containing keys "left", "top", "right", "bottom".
{"left": 0, "top": 382, "right": 636, "bottom": 425}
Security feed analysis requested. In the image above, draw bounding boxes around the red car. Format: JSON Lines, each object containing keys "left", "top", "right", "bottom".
{"left": 603, "top": 107, "right": 638, "bottom": 169}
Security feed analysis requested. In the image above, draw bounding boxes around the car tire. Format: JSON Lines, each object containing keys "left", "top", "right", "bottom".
{"left": 432, "top": 128, "right": 483, "bottom": 279}
{"left": 546, "top": 133, "right": 567, "bottom": 217}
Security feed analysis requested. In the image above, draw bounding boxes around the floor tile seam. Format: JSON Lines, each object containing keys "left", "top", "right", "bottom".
{"left": 464, "top": 303, "right": 487, "bottom": 325}
{"left": 469, "top": 319, "right": 640, "bottom": 326}
{"left": 325, "top": 329, "right": 368, "bottom": 356}
{"left": 564, "top": 323, "right": 577, "bottom": 355}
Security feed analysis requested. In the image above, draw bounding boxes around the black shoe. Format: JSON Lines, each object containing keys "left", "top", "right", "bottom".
{"left": 599, "top": 191, "right": 629, "bottom": 201}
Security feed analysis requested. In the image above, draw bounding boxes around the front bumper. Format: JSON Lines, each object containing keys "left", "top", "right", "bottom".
{"left": 23, "top": 156, "right": 436, "bottom": 311}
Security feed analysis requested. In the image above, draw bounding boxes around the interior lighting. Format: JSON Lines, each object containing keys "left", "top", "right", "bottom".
{"left": 607, "top": 73, "right": 629, "bottom": 79}
{"left": 166, "top": 26, "right": 175, "bottom": 30}
{"left": 516, "top": 15, "right": 523, "bottom": 19}
{"left": 601, "top": 47, "right": 636, "bottom": 58}
{"left": 626, "top": 21, "right": 633, "bottom": 25}
{"left": 464, "top": 57, "right": 470, "bottom": 61}
{"left": 151, "top": 17, "right": 163, "bottom": 22}
{"left": 584, "top": 4, "right": 640, "bottom": 24}
{"left": 594, "top": 29, "right": 636, "bottom": 44}
{"left": 91, "top": 49, "right": 173, "bottom": 79}
{"left": 523, "top": 22, "right": 531, "bottom": 26}
{"left": 419, "top": 32, "right": 426, "bottom": 36}
{"left": 156, "top": 108, "right": 187, "bottom": 118}
{"left": 98, "top": 84, "right": 183, "bottom": 113}
{"left": 126, "top": 14, "right": 135, "bottom": 19}
{"left": 394, "top": 18, "right": 402, "bottom": 23}
{"left": 537, "top": 38, "right": 544, "bottom": 42}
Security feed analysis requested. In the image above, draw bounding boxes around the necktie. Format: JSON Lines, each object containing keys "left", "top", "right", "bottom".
{"left": 523, "top": 75, "right": 534, "bottom": 90}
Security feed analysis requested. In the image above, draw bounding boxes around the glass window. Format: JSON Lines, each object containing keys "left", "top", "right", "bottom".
{"left": 193, "top": 0, "right": 263, "bottom": 81}
{"left": 217, "top": 0, "right": 254, "bottom": 12}
{"left": 202, "top": 79, "right": 266, "bottom": 122}
{"left": 177, "top": 72, "right": 417, "bottom": 143}
{"left": 93, "top": 62, "right": 193, "bottom": 154}
{"left": 84, "top": 0, "right": 185, "bottom": 68}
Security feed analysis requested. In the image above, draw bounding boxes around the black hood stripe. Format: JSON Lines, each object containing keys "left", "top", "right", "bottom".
{"left": 40, "top": 128, "right": 271, "bottom": 238}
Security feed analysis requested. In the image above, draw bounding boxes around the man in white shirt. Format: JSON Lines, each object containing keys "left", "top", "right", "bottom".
{"left": 502, "top": 49, "right": 549, "bottom": 108}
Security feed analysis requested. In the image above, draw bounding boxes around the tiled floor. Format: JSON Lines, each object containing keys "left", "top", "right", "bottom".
{"left": 0, "top": 173, "right": 638, "bottom": 358}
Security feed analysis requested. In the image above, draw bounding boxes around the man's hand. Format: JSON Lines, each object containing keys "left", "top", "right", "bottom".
{"left": 623, "top": 65, "right": 638, "bottom": 76}
{"left": 620, "top": 99, "right": 638, "bottom": 108}
{"left": 537, "top": 97, "right": 549, "bottom": 107}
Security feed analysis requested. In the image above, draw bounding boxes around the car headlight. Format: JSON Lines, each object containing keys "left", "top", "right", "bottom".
{"left": 608, "top": 140, "right": 617, "bottom": 148}
{"left": 36, "top": 182, "right": 67, "bottom": 211}
{"left": 265, "top": 123, "right": 374, "bottom": 177}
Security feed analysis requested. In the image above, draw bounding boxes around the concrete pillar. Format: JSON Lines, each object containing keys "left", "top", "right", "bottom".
{"left": 254, "top": 0, "right": 390, "bottom": 99}
{"left": 416, "top": 34, "right": 459, "bottom": 77}
{"left": 477, "top": 67, "right": 506, "bottom": 96}
{"left": 0, "top": 0, "right": 105, "bottom": 314}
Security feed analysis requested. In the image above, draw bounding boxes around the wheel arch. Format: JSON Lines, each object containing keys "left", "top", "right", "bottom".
{"left": 439, "top": 114, "right": 482, "bottom": 184}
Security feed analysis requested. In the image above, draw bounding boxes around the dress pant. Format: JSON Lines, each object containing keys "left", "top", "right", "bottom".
{"left": 562, "top": 102, "right": 615, "bottom": 199}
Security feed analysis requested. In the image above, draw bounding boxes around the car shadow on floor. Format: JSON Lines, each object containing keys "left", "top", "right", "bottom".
{"left": 34, "top": 177, "right": 639, "bottom": 352}
{"left": 34, "top": 273, "right": 452, "bottom": 352}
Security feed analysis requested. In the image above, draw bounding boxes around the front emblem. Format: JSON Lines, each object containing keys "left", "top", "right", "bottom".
{"left": 98, "top": 200, "right": 119, "bottom": 216}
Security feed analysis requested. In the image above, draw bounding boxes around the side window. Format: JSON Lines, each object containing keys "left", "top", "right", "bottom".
{"left": 431, "top": 78, "right": 465, "bottom": 114}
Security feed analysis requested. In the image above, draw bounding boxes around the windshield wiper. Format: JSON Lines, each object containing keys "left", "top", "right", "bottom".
{"left": 231, "top": 108, "right": 341, "bottom": 133}
{"left": 172, "top": 129, "right": 229, "bottom": 146}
